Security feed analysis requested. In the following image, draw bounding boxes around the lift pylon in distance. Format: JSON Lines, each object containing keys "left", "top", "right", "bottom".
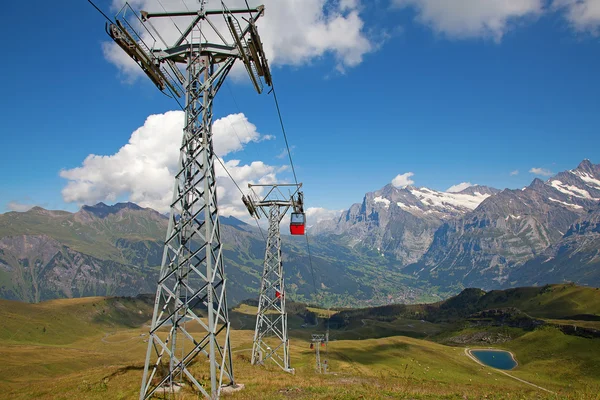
{"left": 311, "top": 334, "right": 326, "bottom": 373}
{"left": 242, "top": 183, "right": 304, "bottom": 373}
{"left": 101, "top": 2, "right": 272, "bottom": 399}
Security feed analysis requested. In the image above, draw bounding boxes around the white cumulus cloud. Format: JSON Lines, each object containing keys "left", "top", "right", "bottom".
{"left": 510, "top": 169, "right": 520, "bottom": 176}
{"left": 305, "top": 207, "right": 343, "bottom": 224}
{"left": 105, "top": 0, "right": 374, "bottom": 81}
{"left": 392, "top": 0, "right": 543, "bottom": 41}
{"left": 446, "top": 182, "right": 473, "bottom": 193}
{"left": 529, "top": 167, "right": 554, "bottom": 176}
{"left": 60, "top": 111, "right": 279, "bottom": 215}
{"left": 553, "top": 0, "right": 600, "bottom": 33}
{"left": 392, "top": 172, "right": 415, "bottom": 188}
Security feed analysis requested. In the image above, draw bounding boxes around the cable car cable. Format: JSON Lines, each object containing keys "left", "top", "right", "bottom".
{"left": 157, "top": 0, "right": 189, "bottom": 44}
{"left": 86, "top": 0, "right": 114, "bottom": 23}
{"left": 271, "top": 83, "right": 298, "bottom": 186}
{"left": 269, "top": 77, "right": 320, "bottom": 301}
{"left": 304, "top": 233, "right": 318, "bottom": 297}
{"left": 215, "top": 155, "right": 267, "bottom": 242}
{"left": 225, "top": 82, "right": 264, "bottom": 162}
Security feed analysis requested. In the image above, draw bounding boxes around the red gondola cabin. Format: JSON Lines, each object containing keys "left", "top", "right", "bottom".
{"left": 290, "top": 212, "right": 305, "bottom": 235}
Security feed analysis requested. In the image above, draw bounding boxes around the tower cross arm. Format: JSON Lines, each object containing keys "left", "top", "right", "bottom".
{"left": 254, "top": 200, "right": 295, "bottom": 208}
{"left": 141, "top": 6, "right": 264, "bottom": 20}
{"left": 154, "top": 43, "right": 239, "bottom": 61}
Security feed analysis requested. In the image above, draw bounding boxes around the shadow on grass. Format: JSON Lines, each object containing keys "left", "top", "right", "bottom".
{"left": 103, "top": 364, "right": 145, "bottom": 380}
{"left": 329, "top": 342, "right": 410, "bottom": 365}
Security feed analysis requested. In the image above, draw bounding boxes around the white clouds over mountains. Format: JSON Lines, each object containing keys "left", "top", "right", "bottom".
{"left": 529, "top": 167, "right": 554, "bottom": 176}
{"left": 392, "top": 172, "right": 415, "bottom": 188}
{"left": 60, "top": 112, "right": 277, "bottom": 216}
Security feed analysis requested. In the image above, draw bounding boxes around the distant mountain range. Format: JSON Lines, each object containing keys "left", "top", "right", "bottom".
{"left": 313, "top": 183, "right": 500, "bottom": 265}
{"left": 0, "top": 201, "right": 422, "bottom": 306}
{"left": 1, "top": 159, "right": 598, "bottom": 305}
{"left": 316, "top": 159, "right": 600, "bottom": 292}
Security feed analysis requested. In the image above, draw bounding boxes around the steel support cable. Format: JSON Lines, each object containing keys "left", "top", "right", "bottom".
{"left": 225, "top": 81, "right": 264, "bottom": 162}
{"left": 304, "top": 233, "right": 318, "bottom": 297}
{"left": 270, "top": 82, "right": 298, "bottom": 186}
{"left": 156, "top": 0, "right": 189, "bottom": 44}
{"left": 242, "top": 0, "right": 319, "bottom": 301}
{"left": 269, "top": 81, "right": 319, "bottom": 299}
{"left": 217, "top": 94, "right": 269, "bottom": 244}
{"left": 266, "top": 74, "right": 320, "bottom": 299}
{"left": 86, "top": 0, "right": 113, "bottom": 23}
{"left": 214, "top": 155, "right": 267, "bottom": 242}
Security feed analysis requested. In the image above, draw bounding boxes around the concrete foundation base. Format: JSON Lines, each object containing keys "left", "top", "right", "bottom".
{"left": 221, "top": 383, "right": 245, "bottom": 395}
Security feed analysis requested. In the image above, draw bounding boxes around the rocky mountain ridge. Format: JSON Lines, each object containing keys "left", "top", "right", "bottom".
{"left": 315, "top": 159, "right": 600, "bottom": 291}
{"left": 1, "top": 160, "right": 599, "bottom": 305}
{"left": 313, "top": 183, "right": 499, "bottom": 265}
{"left": 0, "top": 202, "right": 423, "bottom": 306}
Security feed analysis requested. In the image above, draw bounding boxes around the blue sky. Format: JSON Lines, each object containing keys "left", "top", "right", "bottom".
{"left": 1, "top": 0, "right": 600, "bottom": 218}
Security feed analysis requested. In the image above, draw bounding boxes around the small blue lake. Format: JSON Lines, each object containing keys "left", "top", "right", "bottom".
{"left": 471, "top": 350, "right": 517, "bottom": 370}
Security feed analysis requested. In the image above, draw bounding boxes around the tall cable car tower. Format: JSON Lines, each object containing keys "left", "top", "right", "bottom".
{"left": 242, "top": 183, "right": 304, "bottom": 372}
{"left": 103, "top": 2, "right": 272, "bottom": 398}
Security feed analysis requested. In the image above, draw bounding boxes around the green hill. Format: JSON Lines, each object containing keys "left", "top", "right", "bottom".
{"left": 3, "top": 293, "right": 599, "bottom": 399}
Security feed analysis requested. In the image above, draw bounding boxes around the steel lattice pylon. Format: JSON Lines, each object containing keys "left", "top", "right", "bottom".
{"left": 242, "top": 184, "right": 303, "bottom": 373}
{"left": 139, "top": 53, "right": 235, "bottom": 399}
{"left": 102, "top": 2, "right": 273, "bottom": 399}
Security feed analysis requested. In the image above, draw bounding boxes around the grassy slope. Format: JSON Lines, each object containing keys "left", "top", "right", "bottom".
{"left": 478, "top": 284, "right": 600, "bottom": 318}
{"left": 504, "top": 327, "right": 600, "bottom": 393}
{"left": 1, "top": 287, "right": 599, "bottom": 399}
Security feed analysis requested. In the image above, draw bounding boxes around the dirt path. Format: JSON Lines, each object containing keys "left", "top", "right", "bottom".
{"left": 464, "top": 348, "right": 555, "bottom": 394}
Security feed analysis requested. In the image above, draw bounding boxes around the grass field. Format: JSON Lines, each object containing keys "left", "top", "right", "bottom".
{"left": 0, "top": 295, "right": 599, "bottom": 400}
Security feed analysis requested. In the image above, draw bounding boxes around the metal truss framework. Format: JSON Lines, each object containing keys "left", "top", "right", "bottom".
{"left": 104, "top": 2, "right": 272, "bottom": 399}
{"left": 242, "top": 184, "right": 303, "bottom": 373}
{"left": 311, "top": 333, "right": 328, "bottom": 373}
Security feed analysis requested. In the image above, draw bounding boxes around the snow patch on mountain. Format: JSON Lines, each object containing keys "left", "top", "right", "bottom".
{"left": 373, "top": 196, "right": 390, "bottom": 208}
{"left": 409, "top": 188, "right": 490, "bottom": 211}
{"left": 548, "top": 197, "right": 583, "bottom": 210}
{"left": 550, "top": 180, "right": 594, "bottom": 199}
{"left": 397, "top": 202, "right": 421, "bottom": 212}
{"left": 572, "top": 170, "right": 600, "bottom": 189}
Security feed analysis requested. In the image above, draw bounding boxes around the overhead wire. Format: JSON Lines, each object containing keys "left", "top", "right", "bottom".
{"left": 237, "top": 0, "right": 321, "bottom": 300}
{"left": 304, "top": 233, "right": 318, "bottom": 297}
{"left": 86, "top": 0, "right": 113, "bottom": 23}
{"left": 267, "top": 76, "right": 320, "bottom": 300}
{"left": 270, "top": 83, "right": 299, "bottom": 186}
{"left": 156, "top": 0, "right": 189, "bottom": 44}
{"left": 214, "top": 155, "right": 267, "bottom": 242}
{"left": 225, "top": 81, "right": 264, "bottom": 162}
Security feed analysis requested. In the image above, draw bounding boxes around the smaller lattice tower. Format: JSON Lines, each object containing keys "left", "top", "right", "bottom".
{"left": 311, "top": 333, "right": 328, "bottom": 373}
{"left": 242, "top": 183, "right": 304, "bottom": 372}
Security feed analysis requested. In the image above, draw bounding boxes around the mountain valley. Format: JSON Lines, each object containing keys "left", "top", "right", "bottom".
{"left": 1, "top": 160, "right": 599, "bottom": 306}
